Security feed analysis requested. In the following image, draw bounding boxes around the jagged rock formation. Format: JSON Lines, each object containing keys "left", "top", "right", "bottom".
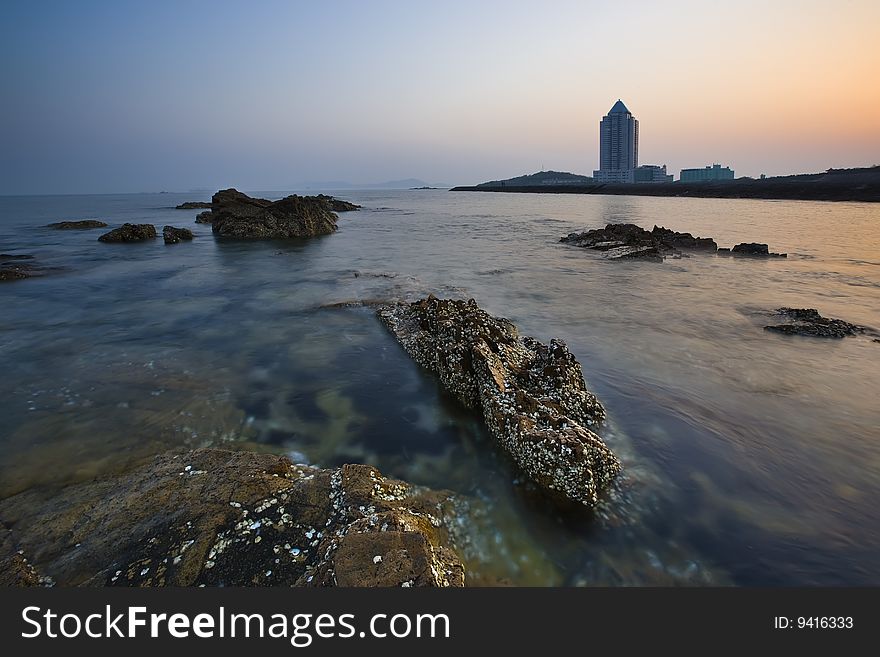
{"left": 562, "top": 223, "right": 788, "bottom": 261}
{"left": 209, "top": 189, "right": 339, "bottom": 239}
{"left": 0, "top": 449, "right": 465, "bottom": 587}
{"left": 561, "top": 223, "right": 717, "bottom": 261}
{"left": 98, "top": 224, "right": 157, "bottom": 243}
{"left": 195, "top": 210, "right": 214, "bottom": 224}
{"left": 378, "top": 296, "right": 619, "bottom": 508}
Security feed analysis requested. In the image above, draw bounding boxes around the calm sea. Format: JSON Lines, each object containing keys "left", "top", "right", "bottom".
{"left": 1, "top": 189, "right": 878, "bottom": 585}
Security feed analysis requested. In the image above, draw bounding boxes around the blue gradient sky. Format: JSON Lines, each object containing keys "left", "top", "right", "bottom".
{"left": 2, "top": 0, "right": 878, "bottom": 194}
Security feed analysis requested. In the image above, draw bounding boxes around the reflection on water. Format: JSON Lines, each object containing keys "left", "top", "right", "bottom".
{"left": 1, "top": 190, "right": 878, "bottom": 585}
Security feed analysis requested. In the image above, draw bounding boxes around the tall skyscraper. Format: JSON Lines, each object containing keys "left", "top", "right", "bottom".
{"left": 593, "top": 100, "right": 639, "bottom": 183}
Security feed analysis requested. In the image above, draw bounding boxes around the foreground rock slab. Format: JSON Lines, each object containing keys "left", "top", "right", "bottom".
{"left": 47, "top": 220, "right": 108, "bottom": 230}
{"left": 764, "top": 308, "right": 869, "bottom": 338}
{"left": 98, "top": 223, "right": 157, "bottom": 243}
{"left": 378, "top": 296, "right": 619, "bottom": 508}
{"left": 208, "top": 188, "right": 339, "bottom": 239}
{"left": 163, "top": 225, "right": 194, "bottom": 244}
{"left": 0, "top": 449, "right": 465, "bottom": 587}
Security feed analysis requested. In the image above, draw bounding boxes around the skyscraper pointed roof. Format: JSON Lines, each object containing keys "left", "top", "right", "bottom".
{"left": 608, "top": 99, "right": 630, "bottom": 114}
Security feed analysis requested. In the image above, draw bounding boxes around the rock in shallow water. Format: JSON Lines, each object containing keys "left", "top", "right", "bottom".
{"left": 175, "top": 201, "right": 212, "bottom": 209}
{"left": 210, "top": 188, "right": 339, "bottom": 239}
{"left": 378, "top": 295, "right": 620, "bottom": 508}
{"left": 315, "top": 194, "right": 361, "bottom": 212}
{"left": 561, "top": 223, "right": 716, "bottom": 261}
{"left": 47, "top": 220, "right": 108, "bottom": 229}
{"left": 764, "top": 307, "right": 869, "bottom": 338}
{"left": 0, "top": 449, "right": 465, "bottom": 587}
{"left": 98, "top": 223, "right": 157, "bottom": 243}
{"left": 194, "top": 210, "right": 214, "bottom": 224}
{"left": 162, "top": 225, "right": 194, "bottom": 244}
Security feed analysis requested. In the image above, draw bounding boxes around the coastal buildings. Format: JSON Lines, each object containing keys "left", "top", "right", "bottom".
{"left": 593, "top": 100, "right": 639, "bottom": 183}
{"left": 680, "top": 164, "right": 734, "bottom": 182}
{"left": 634, "top": 164, "right": 673, "bottom": 183}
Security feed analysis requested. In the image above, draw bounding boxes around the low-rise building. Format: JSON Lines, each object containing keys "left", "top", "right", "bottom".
{"left": 634, "top": 164, "right": 673, "bottom": 184}
{"left": 679, "top": 164, "right": 734, "bottom": 182}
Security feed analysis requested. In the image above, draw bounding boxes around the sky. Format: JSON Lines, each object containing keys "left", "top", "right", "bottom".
{"left": 1, "top": 0, "right": 879, "bottom": 194}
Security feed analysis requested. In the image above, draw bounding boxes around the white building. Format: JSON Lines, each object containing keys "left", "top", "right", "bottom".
{"left": 593, "top": 100, "right": 639, "bottom": 183}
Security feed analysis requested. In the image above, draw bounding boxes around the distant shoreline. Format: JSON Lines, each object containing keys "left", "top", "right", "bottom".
{"left": 450, "top": 167, "right": 880, "bottom": 203}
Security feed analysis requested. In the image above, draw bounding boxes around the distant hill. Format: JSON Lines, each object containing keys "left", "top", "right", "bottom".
{"left": 476, "top": 171, "right": 593, "bottom": 188}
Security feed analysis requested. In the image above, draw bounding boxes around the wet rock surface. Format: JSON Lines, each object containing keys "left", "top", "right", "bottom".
{"left": 316, "top": 194, "right": 361, "bottom": 212}
{"left": 764, "top": 308, "right": 870, "bottom": 338}
{"left": 47, "top": 220, "right": 108, "bottom": 230}
{"left": 175, "top": 201, "right": 212, "bottom": 209}
{"left": 162, "top": 225, "right": 194, "bottom": 244}
{"left": 210, "top": 188, "right": 339, "bottom": 239}
{"left": 561, "top": 223, "right": 717, "bottom": 261}
{"left": 0, "top": 449, "right": 465, "bottom": 587}
{"left": 378, "top": 295, "right": 619, "bottom": 508}
{"left": 98, "top": 223, "right": 157, "bottom": 243}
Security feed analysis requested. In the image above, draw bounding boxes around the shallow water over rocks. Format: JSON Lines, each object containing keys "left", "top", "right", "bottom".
{"left": 1, "top": 190, "right": 878, "bottom": 585}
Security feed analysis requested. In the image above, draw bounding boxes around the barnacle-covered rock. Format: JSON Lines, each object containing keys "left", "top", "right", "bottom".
{"left": 0, "top": 449, "right": 464, "bottom": 587}
{"left": 378, "top": 295, "right": 620, "bottom": 508}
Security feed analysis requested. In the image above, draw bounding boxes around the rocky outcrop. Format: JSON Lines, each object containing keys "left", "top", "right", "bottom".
{"left": 195, "top": 210, "right": 214, "bottom": 224}
{"left": 210, "top": 189, "right": 338, "bottom": 239}
{"left": 163, "top": 226, "right": 194, "bottom": 244}
{"left": 0, "top": 449, "right": 465, "bottom": 587}
{"left": 47, "top": 220, "right": 108, "bottom": 229}
{"left": 175, "top": 201, "right": 212, "bottom": 209}
{"left": 378, "top": 296, "right": 619, "bottom": 508}
{"left": 764, "top": 308, "right": 870, "bottom": 338}
{"left": 561, "top": 223, "right": 717, "bottom": 261}
{"left": 98, "top": 223, "right": 157, "bottom": 243}
{"left": 316, "top": 194, "right": 361, "bottom": 212}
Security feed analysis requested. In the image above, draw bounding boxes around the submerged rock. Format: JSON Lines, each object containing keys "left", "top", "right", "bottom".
{"left": 210, "top": 188, "right": 338, "bottom": 239}
{"left": 98, "top": 223, "right": 157, "bottom": 243}
{"left": 0, "top": 449, "right": 465, "bottom": 587}
{"left": 316, "top": 194, "right": 361, "bottom": 212}
{"left": 378, "top": 295, "right": 619, "bottom": 508}
{"left": 561, "top": 223, "right": 717, "bottom": 261}
{"left": 162, "top": 225, "right": 194, "bottom": 244}
{"left": 175, "top": 201, "right": 212, "bottom": 209}
{"left": 1, "top": 254, "right": 45, "bottom": 282}
{"left": 764, "top": 308, "right": 869, "bottom": 338}
{"left": 724, "top": 243, "right": 787, "bottom": 257}
{"left": 194, "top": 210, "right": 214, "bottom": 224}
{"left": 47, "top": 220, "right": 108, "bottom": 230}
